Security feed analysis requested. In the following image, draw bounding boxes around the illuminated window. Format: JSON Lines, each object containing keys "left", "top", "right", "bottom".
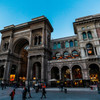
{"left": 86, "top": 43, "right": 94, "bottom": 55}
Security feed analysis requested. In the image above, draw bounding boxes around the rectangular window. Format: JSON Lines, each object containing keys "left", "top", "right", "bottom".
{"left": 53, "top": 43, "right": 56, "bottom": 49}
{"left": 57, "top": 43, "right": 61, "bottom": 49}
{"left": 65, "top": 41, "right": 69, "bottom": 48}
{"left": 74, "top": 40, "right": 78, "bottom": 47}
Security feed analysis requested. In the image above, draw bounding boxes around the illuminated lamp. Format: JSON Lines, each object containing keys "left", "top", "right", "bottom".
{"left": 88, "top": 50, "right": 92, "bottom": 54}
{"left": 23, "top": 77, "right": 26, "bottom": 80}
{"left": 33, "top": 77, "right": 36, "bottom": 80}
{"left": 10, "top": 74, "right": 15, "bottom": 81}
{"left": 57, "top": 81, "right": 60, "bottom": 83}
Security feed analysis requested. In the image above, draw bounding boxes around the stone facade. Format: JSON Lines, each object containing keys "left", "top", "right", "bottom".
{"left": 0, "top": 14, "right": 100, "bottom": 87}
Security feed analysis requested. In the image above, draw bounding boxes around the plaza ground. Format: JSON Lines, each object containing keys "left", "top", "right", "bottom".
{"left": 0, "top": 87, "right": 100, "bottom": 100}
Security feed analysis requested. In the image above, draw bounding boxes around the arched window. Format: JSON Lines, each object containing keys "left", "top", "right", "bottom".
{"left": 86, "top": 43, "right": 94, "bottom": 55}
{"left": 53, "top": 43, "right": 56, "bottom": 49}
{"left": 34, "top": 36, "right": 37, "bottom": 45}
{"left": 87, "top": 31, "right": 93, "bottom": 39}
{"left": 72, "top": 50, "right": 78, "bottom": 56}
{"left": 82, "top": 32, "right": 87, "bottom": 40}
{"left": 70, "top": 41, "right": 73, "bottom": 47}
{"left": 3, "top": 42, "right": 9, "bottom": 51}
{"left": 55, "top": 52, "right": 61, "bottom": 59}
{"left": 57, "top": 42, "right": 61, "bottom": 49}
{"left": 74, "top": 40, "right": 78, "bottom": 47}
{"left": 63, "top": 51, "right": 69, "bottom": 58}
{"left": 65, "top": 41, "right": 69, "bottom": 48}
{"left": 38, "top": 36, "right": 42, "bottom": 44}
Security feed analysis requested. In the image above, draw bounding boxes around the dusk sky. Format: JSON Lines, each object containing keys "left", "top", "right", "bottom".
{"left": 0, "top": 0, "right": 100, "bottom": 41}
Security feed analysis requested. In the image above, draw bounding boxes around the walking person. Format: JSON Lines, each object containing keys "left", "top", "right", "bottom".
{"left": 10, "top": 89, "right": 15, "bottom": 100}
{"left": 41, "top": 87, "right": 46, "bottom": 99}
{"left": 27, "top": 86, "right": 32, "bottom": 98}
{"left": 22, "top": 87, "right": 26, "bottom": 100}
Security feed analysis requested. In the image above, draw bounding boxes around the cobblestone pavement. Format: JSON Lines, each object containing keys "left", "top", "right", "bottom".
{"left": 0, "top": 87, "right": 100, "bottom": 100}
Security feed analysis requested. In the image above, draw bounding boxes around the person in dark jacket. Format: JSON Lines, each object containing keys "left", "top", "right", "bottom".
{"left": 27, "top": 86, "right": 32, "bottom": 98}
{"left": 22, "top": 87, "right": 27, "bottom": 100}
{"left": 10, "top": 89, "right": 15, "bottom": 100}
{"left": 41, "top": 88, "right": 46, "bottom": 99}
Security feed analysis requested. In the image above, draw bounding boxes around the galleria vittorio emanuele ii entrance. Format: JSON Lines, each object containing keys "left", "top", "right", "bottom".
{"left": 0, "top": 15, "right": 100, "bottom": 87}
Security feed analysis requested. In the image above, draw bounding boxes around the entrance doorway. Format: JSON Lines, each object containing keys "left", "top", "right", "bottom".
{"left": 72, "top": 65, "right": 83, "bottom": 87}
{"left": 89, "top": 64, "right": 100, "bottom": 85}
{"left": 0, "top": 65, "right": 4, "bottom": 83}
{"left": 13, "top": 38, "right": 29, "bottom": 82}
{"left": 33, "top": 62, "right": 41, "bottom": 82}
{"left": 61, "top": 66, "right": 71, "bottom": 87}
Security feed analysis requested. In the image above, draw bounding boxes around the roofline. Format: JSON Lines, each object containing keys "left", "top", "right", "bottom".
{"left": 0, "top": 16, "right": 53, "bottom": 33}
{"left": 51, "top": 35, "right": 77, "bottom": 42}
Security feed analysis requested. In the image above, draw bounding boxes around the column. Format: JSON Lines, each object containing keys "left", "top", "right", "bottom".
{"left": 6, "top": 62, "right": 11, "bottom": 82}
{"left": 96, "top": 46, "right": 100, "bottom": 55}
{"left": 26, "top": 56, "right": 31, "bottom": 86}
{"left": 81, "top": 48, "right": 85, "bottom": 58}
{"left": 36, "top": 64, "right": 39, "bottom": 80}
{"left": 70, "top": 69, "right": 73, "bottom": 80}
{"left": 3, "top": 61, "right": 9, "bottom": 83}
{"left": 8, "top": 32, "right": 13, "bottom": 53}
{"left": 42, "top": 28, "right": 45, "bottom": 47}
{"left": 47, "top": 71, "right": 51, "bottom": 86}
{"left": 41, "top": 55, "right": 44, "bottom": 82}
{"left": 59, "top": 68, "right": 61, "bottom": 80}
{"left": 70, "top": 69, "right": 73, "bottom": 87}
{"left": 29, "top": 30, "right": 32, "bottom": 47}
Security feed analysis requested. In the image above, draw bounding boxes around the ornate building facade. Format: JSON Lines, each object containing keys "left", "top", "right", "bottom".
{"left": 0, "top": 14, "right": 100, "bottom": 87}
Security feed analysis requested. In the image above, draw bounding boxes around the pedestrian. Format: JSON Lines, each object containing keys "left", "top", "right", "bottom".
{"left": 60, "top": 83, "right": 64, "bottom": 92}
{"left": 41, "top": 87, "right": 46, "bottom": 99}
{"left": 27, "top": 86, "right": 32, "bottom": 98}
{"left": 22, "top": 87, "right": 26, "bottom": 100}
{"left": 10, "top": 89, "right": 15, "bottom": 100}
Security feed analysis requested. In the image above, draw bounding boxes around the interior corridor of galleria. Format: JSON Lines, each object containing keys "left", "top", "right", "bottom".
{"left": 0, "top": 14, "right": 100, "bottom": 87}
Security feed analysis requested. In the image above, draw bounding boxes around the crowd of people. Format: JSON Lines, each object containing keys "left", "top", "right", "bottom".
{"left": 0, "top": 82, "right": 47, "bottom": 100}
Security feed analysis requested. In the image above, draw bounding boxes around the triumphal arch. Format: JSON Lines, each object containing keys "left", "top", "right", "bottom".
{"left": 0, "top": 16, "right": 53, "bottom": 84}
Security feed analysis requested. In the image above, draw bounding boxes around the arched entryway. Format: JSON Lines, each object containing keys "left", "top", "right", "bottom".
{"left": 89, "top": 64, "right": 100, "bottom": 85}
{"left": 13, "top": 38, "right": 29, "bottom": 82}
{"left": 0, "top": 65, "right": 4, "bottom": 82}
{"left": 72, "top": 65, "right": 83, "bottom": 87}
{"left": 61, "top": 66, "right": 71, "bottom": 87}
{"left": 51, "top": 67, "right": 59, "bottom": 87}
{"left": 33, "top": 62, "right": 41, "bottom": 82}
